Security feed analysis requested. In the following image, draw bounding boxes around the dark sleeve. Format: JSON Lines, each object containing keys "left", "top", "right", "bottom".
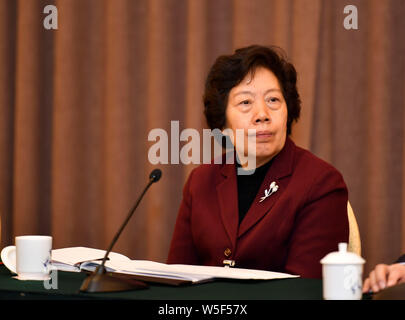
{"left": 284, "top": 167, "right": 349, "bottom": 278}
{"left": 396, "top": 254, "right": 405, "bottom": 263}
{"left": 166, "top": 169, "right": 199, "bottom": 265}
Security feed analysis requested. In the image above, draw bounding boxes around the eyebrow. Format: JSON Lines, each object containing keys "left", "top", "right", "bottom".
{"left": 232, "top": 88, "right": 282, "bottom": 98}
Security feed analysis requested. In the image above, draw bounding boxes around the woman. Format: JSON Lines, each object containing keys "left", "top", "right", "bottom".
{"left": 167, "top": 45, "right": 349, "bottom": 278}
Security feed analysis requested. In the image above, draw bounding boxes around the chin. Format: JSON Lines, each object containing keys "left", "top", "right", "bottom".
{"left": 254, "top": 145, "right": 281, "bottom": 160}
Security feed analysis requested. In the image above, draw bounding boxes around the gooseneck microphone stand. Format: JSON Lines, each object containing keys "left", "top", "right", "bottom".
{"left": 80, "top": 169, "right": 162, "bottom": 293}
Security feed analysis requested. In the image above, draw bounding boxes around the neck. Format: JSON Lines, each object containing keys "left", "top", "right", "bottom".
{"left": 235, "top": 152, "right": 273, "bottom": 171}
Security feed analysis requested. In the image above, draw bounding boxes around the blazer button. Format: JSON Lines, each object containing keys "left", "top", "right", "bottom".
{"left": 224, "top": 248, "right": 232, "bottom": 257}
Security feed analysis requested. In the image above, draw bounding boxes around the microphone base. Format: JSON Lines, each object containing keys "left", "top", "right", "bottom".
{"left": 80, "top": 270, "right": 148, "bottom": 293}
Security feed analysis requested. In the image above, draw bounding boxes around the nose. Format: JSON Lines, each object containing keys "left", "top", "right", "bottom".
{"left": 253, "top": 99, "right": 271, "bottom": 124}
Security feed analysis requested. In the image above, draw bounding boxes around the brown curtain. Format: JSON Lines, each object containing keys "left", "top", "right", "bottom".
{"left": 0, "top": 0, "right": 404, "bottom": 275}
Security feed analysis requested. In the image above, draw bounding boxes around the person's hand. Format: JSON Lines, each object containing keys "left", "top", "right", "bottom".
{"left": 363, "top": 263, "right": 405, "bottom": 293}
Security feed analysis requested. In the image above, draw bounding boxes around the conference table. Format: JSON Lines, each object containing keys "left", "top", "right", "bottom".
{"left": 0, "top": 263, "right": 324, "bottom": 300}
{"left": 2, "top": 263, "right": 399, "bottom": 318}
{"left": 0, "top": 263, "right": 383, "bottom": 299}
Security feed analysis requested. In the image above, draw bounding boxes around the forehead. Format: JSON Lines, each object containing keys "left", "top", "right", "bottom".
{"left": 231, "top": 67, "right": 281, "bottom": 94}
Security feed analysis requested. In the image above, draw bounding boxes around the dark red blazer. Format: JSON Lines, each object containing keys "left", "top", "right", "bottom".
{"left": 167, "top": 137, "right": 349, "bottom": 278}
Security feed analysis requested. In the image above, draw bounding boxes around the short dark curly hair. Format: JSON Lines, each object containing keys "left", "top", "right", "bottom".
{"left": 203, "top": 45, "right": 301, "bottom": 135}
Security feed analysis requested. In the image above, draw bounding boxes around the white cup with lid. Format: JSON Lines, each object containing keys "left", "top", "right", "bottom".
{"left": 320, "top": 242, "right": 365, "bottom": 300}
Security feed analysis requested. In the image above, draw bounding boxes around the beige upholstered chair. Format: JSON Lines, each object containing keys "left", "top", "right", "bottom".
{"left": 347, "top": 201, "right": 361, "bottom": 255}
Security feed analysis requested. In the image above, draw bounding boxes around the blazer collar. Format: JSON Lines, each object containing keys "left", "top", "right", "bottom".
{"left": 216, "top": 137, "right": 296, "bottom": 245}
{"left": 219, "top": 137, "right": 295, "bottom": 180}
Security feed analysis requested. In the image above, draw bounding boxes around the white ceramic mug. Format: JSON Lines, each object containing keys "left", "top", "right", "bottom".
{"left": 1, "top": 235, "right": 52, "bottom": 280}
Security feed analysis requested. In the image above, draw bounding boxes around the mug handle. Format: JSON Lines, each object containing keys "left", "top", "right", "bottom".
{"left": 1, "top": 246, "right": 17, "bottom": 274}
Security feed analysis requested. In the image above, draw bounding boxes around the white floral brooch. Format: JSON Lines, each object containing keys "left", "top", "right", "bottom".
{"left": 259, "top": 181, "right": 279, "bottom": 203}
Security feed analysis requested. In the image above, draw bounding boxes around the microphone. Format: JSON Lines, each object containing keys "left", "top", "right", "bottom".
{"left": 80, "top": 169, "right": 162, "bottom": 293}
{"left": 149, "top": 168, "right": 162, "bottom": 183}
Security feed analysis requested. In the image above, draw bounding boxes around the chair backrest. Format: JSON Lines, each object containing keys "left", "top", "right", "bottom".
{"left": 347, "top": 201, "right": 361, "bottom": 256}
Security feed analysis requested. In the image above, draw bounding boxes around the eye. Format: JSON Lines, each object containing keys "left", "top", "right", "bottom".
{"left": 265, "top": 96, "right": 283, "bottom": 108}
{"left": 267, "top": 97, "right": 280, "bottom": 103}
{"left": 236, "top": 99, "right": 253, "bottom": 112}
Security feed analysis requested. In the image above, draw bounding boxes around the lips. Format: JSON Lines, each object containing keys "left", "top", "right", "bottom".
{"left": 255, "top": 131, "right": 273, "bottom": 138}
{"left": 246, "top": 130, "right": 274, "bottom": 143}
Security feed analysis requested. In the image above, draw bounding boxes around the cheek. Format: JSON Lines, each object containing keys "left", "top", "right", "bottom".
{"left": 226, "top": 110, "right": 248, "bottom": 131}
{"left": 277, "top": 106, "right": 288, "bottom": 130}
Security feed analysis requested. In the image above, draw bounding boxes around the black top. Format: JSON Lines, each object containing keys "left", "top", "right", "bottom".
{"left": 236, "top": 159, "right": 273, "bottom": 224}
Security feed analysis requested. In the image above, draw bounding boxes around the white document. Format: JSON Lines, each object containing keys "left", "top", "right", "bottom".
{"left": 51, "top": 247, "right": 299, "bottom": 283}
{"left": 51, "top": 247, "right": 130, "bottom": 272}
{"left": 101, "top": 259, "right": 299, "bottom": 283}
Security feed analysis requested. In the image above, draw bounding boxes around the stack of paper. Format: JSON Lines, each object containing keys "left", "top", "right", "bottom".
{"left": 51, "top": 247, "right": 130, "bottom": 272}
{"left": 51, "top": 247, "right": 299, "bottom": 285}
{"left": 103, "top": 259, "right": 299, "bottom": 283}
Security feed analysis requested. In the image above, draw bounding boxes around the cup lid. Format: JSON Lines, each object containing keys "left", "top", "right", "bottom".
{"left": 320, "top": 243, "right": 365, "bottom": 265}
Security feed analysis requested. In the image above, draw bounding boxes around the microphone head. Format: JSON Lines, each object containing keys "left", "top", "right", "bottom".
{"left": 149, "top": 169, "right": 162, "bottom": 183}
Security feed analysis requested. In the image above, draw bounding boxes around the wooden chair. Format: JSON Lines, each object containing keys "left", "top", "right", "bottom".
{"left": 347, "top": 201, "right": 361, "bottom": 255}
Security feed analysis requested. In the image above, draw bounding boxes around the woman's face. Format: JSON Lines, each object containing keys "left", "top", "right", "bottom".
{"left": 225, "top": 67, "right": 288, "bottom": 169}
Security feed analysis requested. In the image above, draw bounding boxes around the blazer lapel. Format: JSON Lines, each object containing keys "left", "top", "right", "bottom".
{"left": 216, "top": 158, "right": 239, "bottom": 249}
{"left": 238, "top": 138, "right": 296, "bottom": 238}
